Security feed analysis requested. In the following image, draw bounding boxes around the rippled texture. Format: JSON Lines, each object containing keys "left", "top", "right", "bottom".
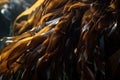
{"left": 0, "top": 0, "right": 120, "bottom": 80}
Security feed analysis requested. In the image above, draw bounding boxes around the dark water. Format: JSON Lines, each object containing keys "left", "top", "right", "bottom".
{"left": 0, "top": 0, "right": 35, "bottom": 39}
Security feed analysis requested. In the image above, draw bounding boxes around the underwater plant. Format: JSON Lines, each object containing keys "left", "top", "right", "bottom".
{"left": 0, "top": 0, "right": 120, "bottom": 80}
{"left": 0, "top": 0, "right": 8, "bottom": 6}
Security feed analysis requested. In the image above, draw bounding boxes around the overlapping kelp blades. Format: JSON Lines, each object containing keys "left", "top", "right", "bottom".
{"left": 43, "top": 0, "right": 68, "bottom": 14}
{"left": 0, "top": 15, "right": 61, "bottom": 79}
{"left": 33, "top": 5, "right": 87, "bottom": 79}
{"left": 10, "top": 16, "right": 71, "bottom": 79}
{"left": 63, "top": 1, "right": 90, "bottom": 13}
{"left": 12, "top": 0, "right": 45, "bottom": 35}
{"left": 0, "top": 31, "right": 34, "bottom": 51}
{"left": 0, "top": 0, "right": 120, "bottom": 80}
{"left": 76, "top": 1, "right": 119, "bottom": 80}
{"left": 34, "top": 26, "right": 69, "bottom": 79}
{"left": 19, "top": 8, "right": 79, "bottom": 79}
{"left": 12, "top": 0, "right": 69, "bottom": 35}
{"left": 16, "top": 37, "right": 51, "bottom": 80}
{"left": 0, "top": 0, "right": 93, "bottom": 80}
{"left": 4, "top": 37, "right": 50, "bottom": 80}
{"left": 0, "top": 25, "right": 54, "bottom": 74}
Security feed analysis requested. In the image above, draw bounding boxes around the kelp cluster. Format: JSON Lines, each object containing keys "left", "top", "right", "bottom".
{"left": 0, "top": 0, "right": 120, "bottom": 80}
{"left": 0, "top": 0, "right": 32, "bottom": 38}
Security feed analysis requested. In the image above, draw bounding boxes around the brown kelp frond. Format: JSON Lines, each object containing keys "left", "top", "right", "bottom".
{"left": 0, "top": 25, "right": 54, "bottom": 63}
{"left": 63, "top": 1, "right": 90, "bottom": 13}
{"left": 0, "top": 0, "right": 120, "bottom": 80}
{"left": 12, "top": 0, "right": 69, "bottom": 35}
{"left": 76, "top": 1, "right": 120, "bottom": 80}
{"left": 12, "top": 0, "right": 45, "bottom": 35}
{"left": 0, "top": 0, "right": 9, "bottom": 6}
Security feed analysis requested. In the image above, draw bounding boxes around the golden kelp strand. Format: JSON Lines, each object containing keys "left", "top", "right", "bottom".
{"left": 12, "top": 0, "right": 45, "bottom": 35}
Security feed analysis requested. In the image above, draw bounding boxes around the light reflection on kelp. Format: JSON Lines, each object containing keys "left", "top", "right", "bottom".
{"left": 0, "top": 0, "right": 120, "bottom": 80}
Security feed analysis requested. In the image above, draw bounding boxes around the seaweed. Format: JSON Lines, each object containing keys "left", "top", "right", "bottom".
{"left": 0, "top": 0, "right": 120, "bottom": 80}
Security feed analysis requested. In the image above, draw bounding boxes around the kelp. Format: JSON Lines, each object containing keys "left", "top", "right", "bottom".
{"left": 0, "top": 0, "right": 8, "bottom": 6}
{"left": 0, "top": 0, "right": 120, "bottom": 80}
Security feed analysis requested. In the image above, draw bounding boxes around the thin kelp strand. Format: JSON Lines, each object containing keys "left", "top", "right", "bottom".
{"left": 45, "top": 17, "right": 61, "bottom": 26}
{"left": 108, "top": 22, "right": 117, "bottom": 36}
{"left": 41, "top": 28, "right": 54, "bottom": 37}
{"left": 82, "top": 21, "right": 89, "bottom": 33}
